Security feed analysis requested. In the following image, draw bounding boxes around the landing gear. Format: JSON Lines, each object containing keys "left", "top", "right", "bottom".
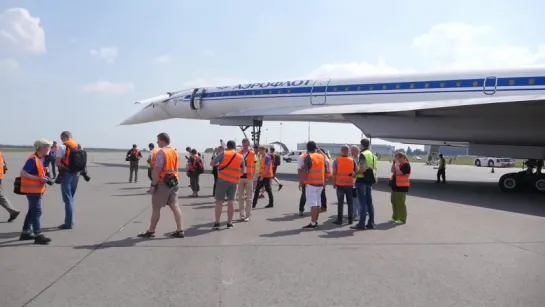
{"left": 499, "top": 159, "right": 544, "bottom": 193}
{"left": 239, "top": 118, "right": 263, "bottom": 149}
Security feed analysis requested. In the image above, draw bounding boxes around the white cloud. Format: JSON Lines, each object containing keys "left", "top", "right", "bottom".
{"left": 0, "top": 58, "right": 19, "bottom": 71}
{"left": 0, "top": 7, "right": 45, "bottom": 57}
{"left": 79, "top": 80, "right": 134, "bottom": 94}
{"left": 309, "top": 23, "right": 545, "bottom": 78}
{"left": 410, "top": 23, "right": 545, "bottom": 69}
{"left": 89, "top": 46, "right": 118, "bottom": 64}
{"left": 152, "top": 55, "right": 170, "bottom": 64}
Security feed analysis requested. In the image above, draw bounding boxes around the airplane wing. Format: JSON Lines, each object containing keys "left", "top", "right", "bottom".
{"left": 219, "top": 95, "right": 545, "bottom": 118}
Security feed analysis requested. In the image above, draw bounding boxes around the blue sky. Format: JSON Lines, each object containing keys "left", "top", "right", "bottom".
{"left": 1, "top": 0, "right": 544, "bottom": 151}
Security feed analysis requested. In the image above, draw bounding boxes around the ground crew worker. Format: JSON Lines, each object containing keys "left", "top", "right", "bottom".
{"left": 210, "top": 140, "right": 245, "bottom": 230}
{"left": 436, "top": 153, "right": 446, "bottom": 183}
{"left": 332, "top": 145, "right": 357, "bottom": 225}
{"left": 351, "top": 138, "right": 377, "bottom": 231}
{"left": 252, "top": 146, "right": 274, "bottom": 209}
{"left": 19, "top": 139, "right": 54, "bottom": 244}
{"left": 349, "top": 145, "right": 360, "bottom": 221}
{"left": 389, "top": 151, "right": 411, "bottom": 224}
{"left": 0, "top": 150, "right": 20, "bottom": 222}
{"left": 126, "top": 144, "right": 142, "bottom": 183}
{"left": 269, "top": 147, "right": 283, "bottom": 191}
{"left": 146, "top": 143, "right": 159, "bottom": 182}
{"left": 138, "top": 132, "right": 185, "bottom": 238}
{"left": 299, "top": 141, "right": 327, "bottom": 229}
{"left": 47, "top": 141, "right": 58, "bottom": 178}
{"left": 55, "top": 131, "right": 83, "bottom": 230}
{"left": 237, "top": 138, "right": 255, "bottom": 222}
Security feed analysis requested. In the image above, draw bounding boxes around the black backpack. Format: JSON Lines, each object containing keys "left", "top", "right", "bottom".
{"left": 66, "top": 144, "right": 87, "bottom": 172}
{"left": 194, "top": 158, "right": 204, "bottom": 174}
{"left": 273, "top": 154, "right": 281, "bottom": 166}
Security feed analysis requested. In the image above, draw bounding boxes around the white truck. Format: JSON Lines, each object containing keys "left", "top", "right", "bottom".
{"left": 474, "top": 157, "right": 516, "bottom": 168}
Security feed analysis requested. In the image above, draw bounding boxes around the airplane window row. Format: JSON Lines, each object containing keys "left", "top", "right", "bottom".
{"left": 183, "top": 76, "right": 543, "bottom": 99}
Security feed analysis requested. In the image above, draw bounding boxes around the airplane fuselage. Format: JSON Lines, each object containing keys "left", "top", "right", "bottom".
{"left": 127, "top": 67, "right": 545, "bottom": 124}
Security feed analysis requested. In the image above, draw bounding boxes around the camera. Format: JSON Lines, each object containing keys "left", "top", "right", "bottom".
{"left": 47, "top": 179, "right": 55, "bottom": 186}
{"left": 81, "top": 171, "right": 91, "bottom": 182}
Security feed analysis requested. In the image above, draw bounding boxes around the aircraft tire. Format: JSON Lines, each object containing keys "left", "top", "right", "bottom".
{"left": 498, "top": 173, "right": 520, "bottom": 192}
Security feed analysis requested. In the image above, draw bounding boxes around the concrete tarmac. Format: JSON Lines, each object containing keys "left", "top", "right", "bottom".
{"left": 1, "top": 152, "right": 544, "bottom": 307}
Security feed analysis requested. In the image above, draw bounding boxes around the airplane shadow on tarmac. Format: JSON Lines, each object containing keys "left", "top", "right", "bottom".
{"left": 94, "top": 162, "right": 544, "bottom": 218}
{"left": 272, "top": 173, "right": 545, "bottom": 218}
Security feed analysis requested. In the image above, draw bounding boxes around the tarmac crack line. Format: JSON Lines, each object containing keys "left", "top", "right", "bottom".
{"left": 487, "top": 237, "right": 545, "bottom": 258}
{"left": 20, "top": 204, "right": 152, "bottom": 307}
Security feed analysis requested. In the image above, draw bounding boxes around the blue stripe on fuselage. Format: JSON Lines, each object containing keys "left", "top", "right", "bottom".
{"left": 182, "top": 76, "right": 545, "bottom": 100}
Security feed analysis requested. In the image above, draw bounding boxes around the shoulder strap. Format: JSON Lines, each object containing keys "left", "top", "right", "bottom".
{"left": 218, "top": 152, "right": 237, "bottom": 171}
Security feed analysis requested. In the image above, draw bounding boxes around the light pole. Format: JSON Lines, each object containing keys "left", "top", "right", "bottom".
{"left": 307, "top": 122, "right": 311, "bottom": 141}
{"left": 265, "top": 128, "right": 268, "bottom": 144}
{"left": 279, "top": 123, "right": 283, "bottom": 143}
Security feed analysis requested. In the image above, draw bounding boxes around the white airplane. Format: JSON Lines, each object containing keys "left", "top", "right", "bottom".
{"left": 120, "top": 67, "right": 545, "bottom": 194}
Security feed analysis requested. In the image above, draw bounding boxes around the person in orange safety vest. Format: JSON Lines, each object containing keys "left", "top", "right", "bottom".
{"left": 252, "top": 145, "right": 274, "bottom": 209}
{"left": 237, "top": 138, "right": 256, "bottom": 222}
{"left": 389, "top": 151, "right": 411, "bottom": 224}
{"left": 19, "top": 138, "right": 54, "bottom": 244}
{"left": 332, "top": 145, "right": 357, "bottom": 225}
{"left": 0, "top": 151, "right": 20, "bottom": 222}
{"left": 299, "top": 141, "right": 328, "bottom": 229}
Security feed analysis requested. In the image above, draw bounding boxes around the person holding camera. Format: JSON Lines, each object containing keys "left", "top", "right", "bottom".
{"left": 138, "top": 132, "right": 184, "bottom": 238}
{"left": 55, "top": 131, "right": 89, "bottom": 230}
{"left": 18, "top": 139, "right": 55, "bottom": 244}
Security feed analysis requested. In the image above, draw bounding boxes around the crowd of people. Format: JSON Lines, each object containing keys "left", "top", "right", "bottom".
{"left": 0, "top": 132, "right": 411, "bottom": 244}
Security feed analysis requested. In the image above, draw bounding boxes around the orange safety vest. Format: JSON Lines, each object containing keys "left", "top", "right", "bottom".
{"left": 238, "top": 149, "right": 255, "bottom": 178}
{"left": 259, "top": 154, "right": 274, "bottom": 178}
{"left": 20, "top": 154, "right": 47, "bottom": 194}
{"left": 335, "top": 156, "right": 355, "bottom": 187}
{"left": 390, "top": 161, "right": 411, "bottom": 187}
{"left": 218, "top": 150, "right": 243, "bottom": 184}
{"left": 150, "top": 148, "right": 159, "bottom": 168}
{"left": 304, "top": 153, "right": 325, "bottom": 185}
{"left": 158, "top": 147, "right": 179, "bottom": 182}
{"left": 62, "top": 139, "right": 80, "bottom": 166}
{"left": 0, "top": 151, "right": 5, "bottom": 180}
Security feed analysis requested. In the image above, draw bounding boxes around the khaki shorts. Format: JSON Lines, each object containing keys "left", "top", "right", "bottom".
{"left": 152, "top": 183, "right": 179, "bottom": 209}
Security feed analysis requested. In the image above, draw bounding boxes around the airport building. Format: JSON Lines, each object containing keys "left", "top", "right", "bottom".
{"left": 296, "top": 142, "right": 395, "bottom": 156}
{"left": 424, "top": 145, "right": 469, "bottom": 156}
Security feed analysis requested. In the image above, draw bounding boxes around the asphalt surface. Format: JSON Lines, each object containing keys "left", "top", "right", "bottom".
{"left": 1, "top": 152, "right": 544, "bottom": 307}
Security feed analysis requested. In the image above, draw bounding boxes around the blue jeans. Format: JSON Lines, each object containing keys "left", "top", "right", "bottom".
{"left": 61, "top": 172, "right": 80, "bottom": 226}
{"left": 22, "top": 193, "right": 43, "bottom": 235}
{"left": 355, "top": 181, "right": 374, "bottom": 226}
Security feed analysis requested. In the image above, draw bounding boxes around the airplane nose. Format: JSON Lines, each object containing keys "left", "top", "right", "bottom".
{"left": 119, "top": 103, "right": 172, "bottom": 125}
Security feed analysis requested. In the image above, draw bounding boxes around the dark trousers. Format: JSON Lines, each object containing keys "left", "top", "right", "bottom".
{"left": 189, "top": 172, "right": 200, "bottom": 192}
{"left": 336, "top": 186, "right": 354, "bottom": 220}
{"left": 253, "top": 178, "right": 273, "bottom": 206}
{"left": 129, "top": 160, "right": 139, "bottom": 182}
{"left": 436, "top": 168, "right": 446, "bottom": 182}
{"left": 212, "top": 167, "right": 218, "bottom": 196}
{"left": 299, "top": 185, "right": 327, "bottom": 212}
{"left": 22, "top": 193, "right": 43, "bottom": 235}
{"left": 147, "top": 168, "right": 152, "bottom": 181}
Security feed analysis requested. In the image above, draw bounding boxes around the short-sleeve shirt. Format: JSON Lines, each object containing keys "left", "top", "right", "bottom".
{"left": 212, "top": 151, "right": 247, "bottom": 184}
{"left": 23, "top": 156, "right": 45, "bottom": 176}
